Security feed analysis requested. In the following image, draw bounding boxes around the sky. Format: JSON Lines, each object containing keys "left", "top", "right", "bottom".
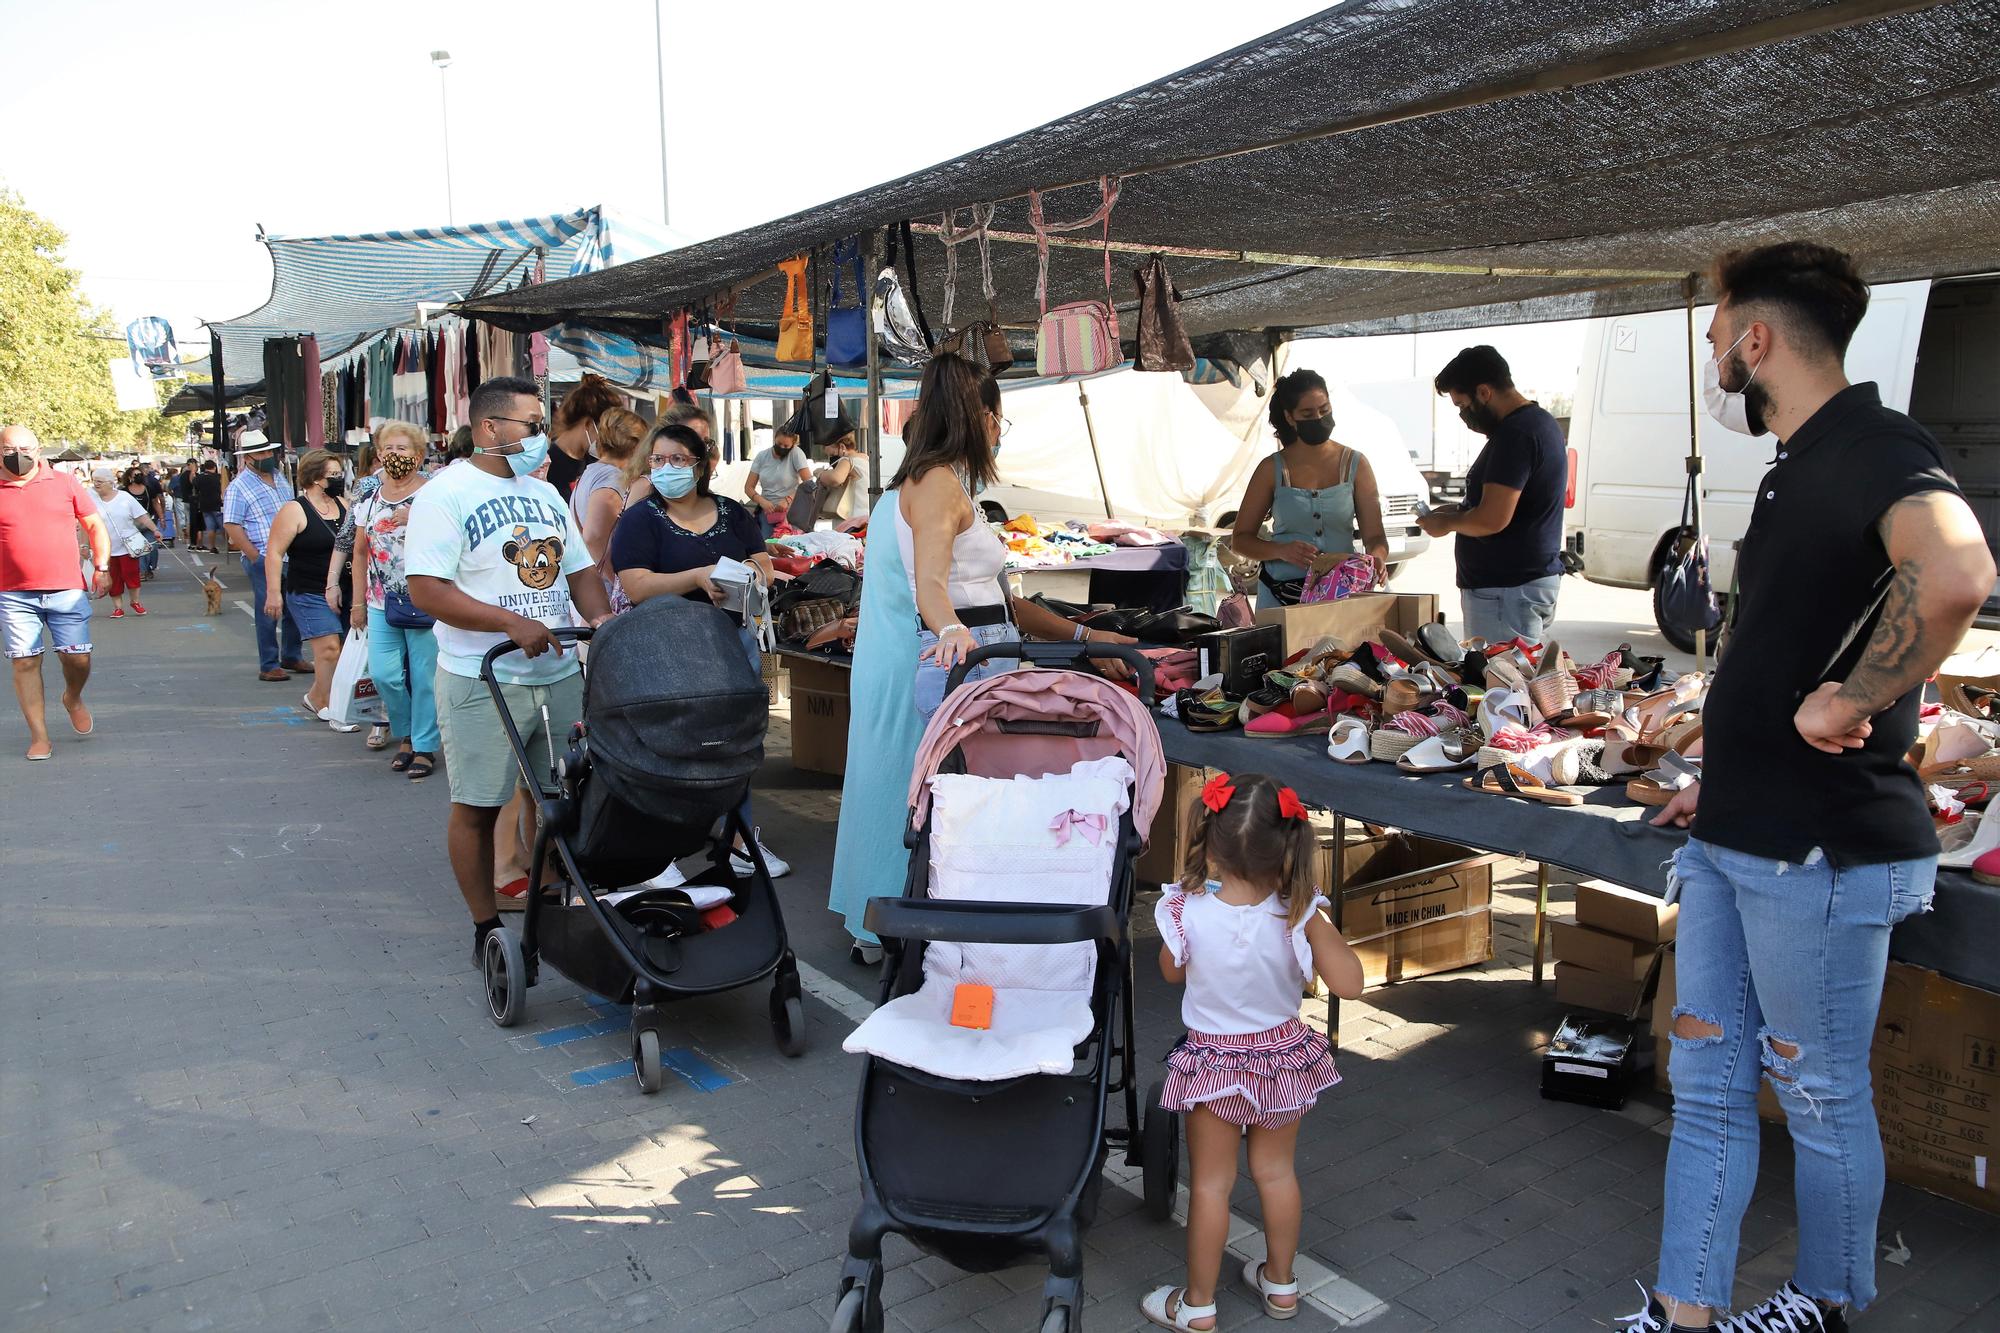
{"left": 0, "top": 0, "right": 1581, "bottom": 413}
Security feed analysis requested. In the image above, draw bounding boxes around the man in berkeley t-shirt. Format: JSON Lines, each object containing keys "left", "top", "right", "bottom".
{"left": 405, "top": 376, "right": 612, "bottom": 966}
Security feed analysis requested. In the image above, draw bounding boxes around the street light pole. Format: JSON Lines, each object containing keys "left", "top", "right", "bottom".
{"left": 431, "top": 50, "right": 455, "bottom": 225}
{"left": 653, "top": 2, "right": 669, "bottom": 225}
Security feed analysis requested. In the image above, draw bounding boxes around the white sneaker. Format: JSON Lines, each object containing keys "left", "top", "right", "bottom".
{"left": 730, "top": 830, "right": 790, "bottom": 879}
{"left": 643, "top": 861, "right": 686, "bottom": 889}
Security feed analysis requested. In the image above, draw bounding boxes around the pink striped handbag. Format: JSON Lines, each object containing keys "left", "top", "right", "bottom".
{"left": 1032, "top": 179, "right": 1125, "bottom": 377}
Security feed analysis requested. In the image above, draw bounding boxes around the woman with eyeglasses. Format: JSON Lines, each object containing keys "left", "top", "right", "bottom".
{"left": 608, "top": 422, "right": 788, "bottom": 883}
{"left": 1230, "top": 368, "right": 1389, "bottom": 607}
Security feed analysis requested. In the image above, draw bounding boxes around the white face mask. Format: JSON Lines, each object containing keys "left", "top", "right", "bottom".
{"left": 1702, "top": 328, "right": 1764, "bottom": 436}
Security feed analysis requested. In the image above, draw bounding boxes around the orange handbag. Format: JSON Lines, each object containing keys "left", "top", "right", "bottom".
{"left": 776, "top": 254, "right": 813, "bottom": 362}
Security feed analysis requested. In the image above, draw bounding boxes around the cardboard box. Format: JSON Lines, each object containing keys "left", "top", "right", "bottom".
{"left": 1555, "top": 962, "right": 1649, "bottom": 1017}
{"left": 787, "top": 656, "right": 850, "bottom": 777}
{"left": 1552, "top": 918, "right": 1658, "bottom": 980}
{"left": 1576, "top": 881, "right": 1678, "bottom": 945}
{"left": 1873, "top": 964, "right": 2000, "bottom": 1214}
{"left": 1136, "top": 763, "right": 1213, "bottom": 886}
{"left": 1324, "top": 830, "right": 1494, "bottom": 988}
{"left": 1253, "top": 592, "right": 1440, "bottom": 658}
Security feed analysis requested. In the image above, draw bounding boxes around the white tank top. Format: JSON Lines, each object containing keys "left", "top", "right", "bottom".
{"left": 894, "top": 478, "right": 1006, "bottom": 610}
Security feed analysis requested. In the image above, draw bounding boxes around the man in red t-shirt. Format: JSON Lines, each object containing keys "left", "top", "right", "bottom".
{"left": 0, "top": 426, "right": 111, "bottom": 761}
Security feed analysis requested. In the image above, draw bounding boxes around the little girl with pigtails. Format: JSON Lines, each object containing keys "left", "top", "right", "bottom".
{"left": 1142, "top": 771, "right": 1364, "bottom": 1332}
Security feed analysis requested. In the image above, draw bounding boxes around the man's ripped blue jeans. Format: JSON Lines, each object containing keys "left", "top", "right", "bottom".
{"left": 1656, "top": 837, "right": 1934, "bottom": 1312}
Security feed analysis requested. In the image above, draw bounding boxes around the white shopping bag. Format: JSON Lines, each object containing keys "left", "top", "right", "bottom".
{"left": 327, "top": 629, "right": 378, "bottom": 727}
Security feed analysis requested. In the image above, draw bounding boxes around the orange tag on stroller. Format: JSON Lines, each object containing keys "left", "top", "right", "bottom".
{"left": 950, "top": 983, "right": 995, "bottom": 1029}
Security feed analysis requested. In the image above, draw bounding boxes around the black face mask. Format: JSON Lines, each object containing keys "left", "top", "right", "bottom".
{"left": 1, "top": 451, "right": 30, "bottom": 476}
{"left": 323, "top": 476, "right": 346, "bottom": 499}
{"left": 1293, "top": 416, "right": 1334, "bottom": 446}
{"left": 250, "top": 454, "right": 278, "bottom": 473}
{"left": 1459, "top": 401, "right": 1502, "bottom": 435}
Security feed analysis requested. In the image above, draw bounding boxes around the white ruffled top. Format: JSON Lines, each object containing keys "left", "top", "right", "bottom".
{"left": 1156, "top": 884, "right": 1329, "bottom": 1036}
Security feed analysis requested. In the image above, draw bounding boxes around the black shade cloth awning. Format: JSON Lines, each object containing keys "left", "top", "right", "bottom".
{"left": 454, "top": 0, "right": 2000, "bottom": 348}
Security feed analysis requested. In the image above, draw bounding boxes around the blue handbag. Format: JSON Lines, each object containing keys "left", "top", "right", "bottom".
{"left": 382, "top": 586, "right": 435, "bottom": 630}
{"left": 825, "top": 238, "right": 869, "bottom": 369}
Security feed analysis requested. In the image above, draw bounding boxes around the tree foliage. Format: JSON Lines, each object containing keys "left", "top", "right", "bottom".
{"left": 0, "top": 187, "right": 196, "bottom": 449}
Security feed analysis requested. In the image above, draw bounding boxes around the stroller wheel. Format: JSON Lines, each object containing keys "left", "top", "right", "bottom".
{"left": 827, "top": 1286, "right": 864, "bottom": 1333}
{"left": 482, "top": 927, "right": 526, "bottom": 1028}
{"left": 1039, "top": 1308, "right": 1069, "bottom": 1333}
{"left": 772, "top": 993, "right": 807, "bottom": 1058}
{"left": 633, "top": 1028, "right": 664, "bottom": 1094}
{"left": 1141, "top": 1078, "right": 1181, "bottom": 1223}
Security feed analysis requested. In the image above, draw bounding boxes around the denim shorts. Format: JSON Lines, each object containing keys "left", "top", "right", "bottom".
{"left": 0, "top": 589, "right": 93, "bottom": 659}
{"left": 913, "top": 621, "right": 1018, "bottom": 720}
{"left": 284, "top": 591, "right": 343, "bottom": 640}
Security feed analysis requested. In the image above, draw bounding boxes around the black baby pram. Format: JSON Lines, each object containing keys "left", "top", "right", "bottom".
{"left": 832, "top": 643, "right": 1170, "bottom": 1333}
{"left": 475, "top": 595, "right": 806, "bottom": 1091}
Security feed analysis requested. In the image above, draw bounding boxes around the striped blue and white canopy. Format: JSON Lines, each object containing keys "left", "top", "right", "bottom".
{"left": 200, "top": 206, "right": 683, "bottom": 391}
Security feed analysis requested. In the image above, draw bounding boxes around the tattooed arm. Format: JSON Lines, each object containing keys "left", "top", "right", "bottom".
{"left": 1795, "top": 490, "right": 1994, "bottom": 755}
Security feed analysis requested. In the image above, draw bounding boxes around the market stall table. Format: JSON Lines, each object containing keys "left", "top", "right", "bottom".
{"left": 1156, "top": 723, "right": 2000, "bottom": 994}
{"left": 1008, "top": 543, "right": 1189, "bottom": 614}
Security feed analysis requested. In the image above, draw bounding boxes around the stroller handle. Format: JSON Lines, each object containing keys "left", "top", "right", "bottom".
{"left": 946, "top": 641, "right": 1154, "bottom": 704}
{"left": 864, "top": 897, "right": 1122, "bottom": 947}
{"left": 477, "top": 626, "right": 594, "bottom": 684}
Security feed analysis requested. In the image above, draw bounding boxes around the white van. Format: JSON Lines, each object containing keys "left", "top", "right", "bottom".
{"left": 1565, "top": 276, "right": 2000, "bottom": 647}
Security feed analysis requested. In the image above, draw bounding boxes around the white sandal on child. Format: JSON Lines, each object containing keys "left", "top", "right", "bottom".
{"left": 1241, "top": 1258, "right": 1301, "bottom": 1319}
{"left": 1140, "top": 1285, "right": 1218, "bottom": 1330}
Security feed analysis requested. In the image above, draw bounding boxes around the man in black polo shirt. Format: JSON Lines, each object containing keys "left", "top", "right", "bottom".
{"left": 1419, "top": 346, "right": 1568, "bottom": 645}
{"left": 1623, "top": 244, "right": 1993, "bottom": 1333}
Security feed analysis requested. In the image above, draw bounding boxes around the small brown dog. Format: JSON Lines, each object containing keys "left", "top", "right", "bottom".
{"left": 201, "top": 571, "right": 223, "bottom": 615}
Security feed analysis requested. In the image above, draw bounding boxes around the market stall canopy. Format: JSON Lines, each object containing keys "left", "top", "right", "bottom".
{"left": 454, "top": 0, "right": 2000, "bottom": 348}
{"left": 190, "top": 206, "right": 686, "bottom": 402}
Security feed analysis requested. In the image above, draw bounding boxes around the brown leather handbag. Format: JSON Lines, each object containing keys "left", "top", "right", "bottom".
{"left": 1133, "top": 254, "right": 1194, "bottom": 373}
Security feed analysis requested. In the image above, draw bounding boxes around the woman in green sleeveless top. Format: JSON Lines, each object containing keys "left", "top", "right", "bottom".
{"left": 1230, "top": 369, "right": 1389, "bottom": 608}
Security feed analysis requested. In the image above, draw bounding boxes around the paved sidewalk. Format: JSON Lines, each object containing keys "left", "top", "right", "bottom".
{"left": 4, "top": 554, "right": 1996, "bottom": 1332}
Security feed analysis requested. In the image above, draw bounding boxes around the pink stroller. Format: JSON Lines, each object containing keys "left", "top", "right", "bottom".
{"left": 834, "top": 643, "right": 1169, "bottom": 1333}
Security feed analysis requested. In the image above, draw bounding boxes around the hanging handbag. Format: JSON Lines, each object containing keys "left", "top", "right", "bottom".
{"left": 382, "top": 586, "right": 436, "bottom": 630}
{"left": 826, "top": 238, "right": 869, "bottom": 368}
{"left": 1657, "top": 474, "right": 1722, "bottom": 645}
{"left": 892, "top": 220, "right": 935, "bottom": 352}
{"left": 1133, "top": 254, "right": 1195, "bottom": 373}
{"left": 1032, "top": 179, "right": 1124, "bottom": 377}
{"left": 937, "top": 206, "right": 1017, "bottom": 373}
{"left": 791, "top": 370, "right": 852, "bottom": 448}
{"left": 776, "top": 254, "right": 813, "bottom": 362}
{"left": 707, "top": 290, "right": 747, "bottom": 393}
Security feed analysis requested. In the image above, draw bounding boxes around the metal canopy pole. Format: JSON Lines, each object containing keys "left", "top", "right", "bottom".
{"left": 865, "top": 231, "right": 886, "bottom": 504}
{"left": 1076, "top": 382, "right": 1115, "bottom": 521}
{"left": 1685, "top": 276, "right": 1708, "bottom": 673}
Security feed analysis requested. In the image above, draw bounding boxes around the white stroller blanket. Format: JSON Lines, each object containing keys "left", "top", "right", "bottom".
{"left": 843, "top": 757, "right": 1134, "bottom": 1081}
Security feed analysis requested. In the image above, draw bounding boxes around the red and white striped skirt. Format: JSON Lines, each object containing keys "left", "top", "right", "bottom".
{"left": 1160, "top": 1018, "right": 1339, "bottom": 1129}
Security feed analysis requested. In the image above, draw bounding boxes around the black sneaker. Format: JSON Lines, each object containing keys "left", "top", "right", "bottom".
{"left": 1613, "top": 1284, "right": 1705, "bottom": 1333}
{"left": 1717, "top": 1282, "right": 1845, "bottom": 1333}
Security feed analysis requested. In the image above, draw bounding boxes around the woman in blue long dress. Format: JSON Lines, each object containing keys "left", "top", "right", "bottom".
{"left": 826, "top": 355, "right": 1136, "bottom": 963}
{"left": 826, "top": 491, "right": 924, "bottom": 960}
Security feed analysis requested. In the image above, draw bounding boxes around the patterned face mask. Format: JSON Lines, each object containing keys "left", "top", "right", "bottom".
{"left": 381, "top": 453, "right": 418, "bottom": 479}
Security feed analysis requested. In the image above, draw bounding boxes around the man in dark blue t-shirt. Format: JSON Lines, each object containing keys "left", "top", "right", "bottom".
{"left": 1418, "top": 346, "right": 1568, "bottom": 645}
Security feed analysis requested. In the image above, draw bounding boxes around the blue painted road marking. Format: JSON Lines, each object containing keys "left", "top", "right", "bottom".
{"left": 172, "top": 623, "right": 216, "bottom": 633}
{"left": 565, "top": 1047, "right": 731, "bottom": 1092}
{"left": 530, "top": 1016, "right": 624, "bottom": 1048}
{"left": 237, "top": 707, "right": 310, "bottom": 728}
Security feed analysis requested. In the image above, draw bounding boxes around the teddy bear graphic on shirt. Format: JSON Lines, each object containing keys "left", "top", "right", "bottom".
{"left": 501, "top": 526, "right": 564, "bottom": 591}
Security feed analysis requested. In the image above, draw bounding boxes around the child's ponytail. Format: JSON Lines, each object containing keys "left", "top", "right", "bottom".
{"left": 1178, "top": 770, "right": 1320, "bottom": 927}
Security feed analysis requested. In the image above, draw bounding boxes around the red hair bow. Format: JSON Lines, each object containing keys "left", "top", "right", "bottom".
{"left": 1277, "top": 787, "right": 1310, "bottom": 822}
{"left": 1199, "top": 772, "right": 1236, "bottom": 813}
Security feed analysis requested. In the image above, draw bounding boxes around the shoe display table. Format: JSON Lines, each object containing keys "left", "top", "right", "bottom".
{"left": 1158, "top": 723, "right": 2000, "bottom": 994}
